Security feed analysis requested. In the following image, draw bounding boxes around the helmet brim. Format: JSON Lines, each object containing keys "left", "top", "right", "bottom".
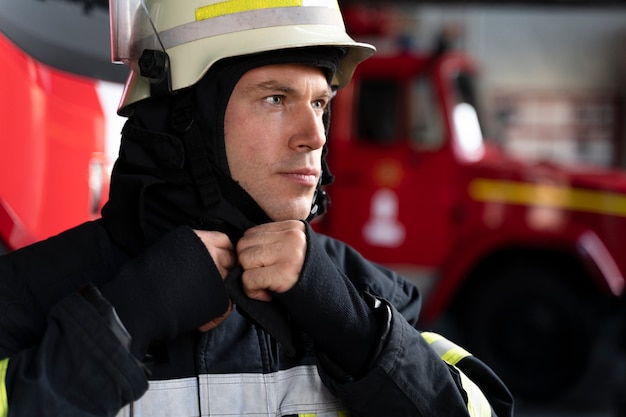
{"left": 117, "top": 24, "right": 375, "bottom": 115}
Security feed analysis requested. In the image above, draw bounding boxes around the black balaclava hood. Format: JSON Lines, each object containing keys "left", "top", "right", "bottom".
{"left": 101, "top": 47, "right": 340, "bottom": 254}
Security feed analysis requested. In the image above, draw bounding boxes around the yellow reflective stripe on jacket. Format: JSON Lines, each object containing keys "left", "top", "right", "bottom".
{"left": 0, "top": 358, "right": 8, "bottom": 417}
{"left": 459, "top": 368, "right": 491, "bottom": 417}
{"left": 421, "top": 331, "right": 471, "bottom": 366}
{"left": 422, "top": 332, "right": 491, "bottom": 417}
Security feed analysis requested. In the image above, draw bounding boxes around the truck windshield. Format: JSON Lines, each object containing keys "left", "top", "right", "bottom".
{"left": 357, "top": 79, "right": 401, "bottom": 143}
{"left": 355, "top": 76, "right": 445, "bottom": 150}
{"left": 410, "top": 76, "right": 444, "bottom": 151}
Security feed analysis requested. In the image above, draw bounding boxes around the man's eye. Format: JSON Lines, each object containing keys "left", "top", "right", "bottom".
{"left": 312, "top": 99, "right": 326, "bottom": 110}
{"left": 266, "top": 96, "right": 282, "bottom": 105}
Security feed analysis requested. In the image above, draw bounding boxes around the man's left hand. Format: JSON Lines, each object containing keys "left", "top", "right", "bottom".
{"left": 237, "top": 220, "right": 307, "bottom": 302}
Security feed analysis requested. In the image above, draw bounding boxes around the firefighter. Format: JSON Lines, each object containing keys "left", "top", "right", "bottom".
{"left": 0, "top": 1, "right": 513, "bottom": 416}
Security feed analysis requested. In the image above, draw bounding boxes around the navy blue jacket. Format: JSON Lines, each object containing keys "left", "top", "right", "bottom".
{"left": 0, "top": 220, "right": 513, "bottom": 416}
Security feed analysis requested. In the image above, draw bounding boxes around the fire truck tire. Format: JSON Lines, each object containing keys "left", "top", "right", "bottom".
{"left": 454, "top": 262, "right": 594, "bottom": 403}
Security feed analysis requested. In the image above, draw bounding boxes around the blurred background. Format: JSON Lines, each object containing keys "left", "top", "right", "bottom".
{"left": 327, "top": 3, "right": 626, "bottom": 416}
{"left": 341, "top": 0, "right": 626, "bottom": 169}
{"left": 0, "top": 0, "right": 625, "bottom": 415}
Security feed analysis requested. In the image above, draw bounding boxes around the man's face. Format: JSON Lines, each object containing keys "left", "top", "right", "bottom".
{"left": 224, "top": 63, "right": 332, "bottom": 221}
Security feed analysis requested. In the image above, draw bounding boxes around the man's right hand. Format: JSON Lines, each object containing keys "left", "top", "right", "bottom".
{"left": 193, "top": 230, "right": 236, "bottom": 279}
{"left": 193, "top": 230, "right": 236, "bottom": 331}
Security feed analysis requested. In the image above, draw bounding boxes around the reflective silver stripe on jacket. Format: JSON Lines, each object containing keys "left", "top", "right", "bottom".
{"left": 115, "top": 365, "right": 346, "bottom": 417}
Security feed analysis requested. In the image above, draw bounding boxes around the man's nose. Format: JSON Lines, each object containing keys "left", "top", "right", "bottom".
{"left": 289, "top": 106, "right": 326, "bottom": 151}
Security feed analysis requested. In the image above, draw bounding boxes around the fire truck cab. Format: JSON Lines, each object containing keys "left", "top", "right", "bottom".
{"left": 318, "top": 43, "right": 626, "bottom": 401}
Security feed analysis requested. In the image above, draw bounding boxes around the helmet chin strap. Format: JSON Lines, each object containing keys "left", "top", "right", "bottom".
{"left": 307, "top": 148, "right": 334, "bottom": 222}
{"left": 308, "top": 100, "right": 336, "bottom": 221}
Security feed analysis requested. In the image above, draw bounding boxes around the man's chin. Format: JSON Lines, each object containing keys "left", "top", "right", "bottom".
{"left": 266, "top": 203, "right": 312, "bottom": 222}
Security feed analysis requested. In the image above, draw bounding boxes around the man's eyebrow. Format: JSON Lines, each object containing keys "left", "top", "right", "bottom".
{"left": 256, "top": 80, "right": 297, "bottom": 94}
{"left": 252, "top": 80, "right": 333, "bottom": 98}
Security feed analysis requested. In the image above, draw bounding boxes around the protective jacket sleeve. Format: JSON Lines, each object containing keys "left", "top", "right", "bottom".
{"left": 0, "top": 221, "right": 134, "bottom": 417}
{"left": 0, "top": 223, "right": 230, "bottom": 416}
{"left": 2, "top": 291, "right": 149, "bottom": 417}
{"left": 279, "top": 224, "right": 514, "bottom": 417}
{"left": 98, "top": 225, "right": 230, "bottom": 359}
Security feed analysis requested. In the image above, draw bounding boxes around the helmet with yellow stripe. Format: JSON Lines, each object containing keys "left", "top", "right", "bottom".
{"left": 109, "top": 0, "right": 376, "bottom": 115}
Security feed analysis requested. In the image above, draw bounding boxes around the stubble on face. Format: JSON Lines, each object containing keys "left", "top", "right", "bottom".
{"left": 223, "top": 64, "right": 331, "bottom": 221}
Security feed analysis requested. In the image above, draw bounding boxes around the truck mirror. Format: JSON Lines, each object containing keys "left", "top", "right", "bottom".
{"left": 453, "top": 102, "right": 484, "bottom": 161}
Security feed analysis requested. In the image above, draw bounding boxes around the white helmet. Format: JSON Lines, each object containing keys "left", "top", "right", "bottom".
{"left": 110, "top": 0, "right": 375, "bottom": 114}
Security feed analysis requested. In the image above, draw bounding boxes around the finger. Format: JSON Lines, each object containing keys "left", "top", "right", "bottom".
{"left": 241, "top": 220, "right": 304, "bottom": 238}
{"left": 215, "top": 246, "right": 237, "bottom": 270}
{"left": 194, "top": 230, "right": 236, "bottom": 278}
{"left": 198, "top": 301, "right": 233, "bottom": 332}
{"left": 244, "top": 286, "right": 273, "bottom": 303}
{"left": 238, "top": 226, "right": 306, "bottom": 260}
{"left": 194, "top": 230, "right": 233, "bottom": 250}
{"left": 241, "top": 265, "right": 297, "bottom": 298}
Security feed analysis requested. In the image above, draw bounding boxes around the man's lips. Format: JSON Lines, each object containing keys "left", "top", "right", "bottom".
{"left": 280, "top": 169, "right": 320, "bottom": 187}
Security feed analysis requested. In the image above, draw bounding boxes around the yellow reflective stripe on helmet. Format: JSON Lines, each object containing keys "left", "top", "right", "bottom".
{"left": 0, "top": 358, "right": 8, "bottom": 417}
{"left": 421, "top": 331, "right": 471, "bottom": 366}
{"left": 422, "top": 332, "right": 491, "bottom": 417}
{"left": 158, "top": 3, "right": 345, "bottom": 52}
{"left": 196, "top": 0, "right": 303, "bottom": 21}
{"left": 195, "top": 0, "right": 340, "bottom": 22}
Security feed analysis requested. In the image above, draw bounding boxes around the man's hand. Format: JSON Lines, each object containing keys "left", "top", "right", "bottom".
{"left": 193, "top": 230, "right": 236, "bottom": 279}
{"left": 193, "top": 230, "right": 236, "bottom": 331}
{"left": 237, "top": 220, "right": 307, "bottom": 302}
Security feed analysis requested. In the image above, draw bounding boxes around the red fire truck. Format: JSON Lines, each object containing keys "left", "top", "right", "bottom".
{"left": 0, "top": 31, "right": 105, "bottom": 250}
{"left": 0, "top": 0, "right": 125, "bottom": 252}
{"left": 317, "top": 23, "right": 626, "bottom": 404}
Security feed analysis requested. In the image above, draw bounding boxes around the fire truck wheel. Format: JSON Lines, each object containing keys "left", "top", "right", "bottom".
{"left": 454, "top": 262, "right": 594, "bottom": 403}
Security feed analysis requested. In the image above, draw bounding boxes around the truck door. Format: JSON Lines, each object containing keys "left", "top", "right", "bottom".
{"left": 325, "top": 68, "right": 458, "bottom": 276}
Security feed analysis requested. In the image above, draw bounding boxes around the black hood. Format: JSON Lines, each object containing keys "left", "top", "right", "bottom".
{"left": 101, "top": 47, "right": 340, "bottom": 254}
